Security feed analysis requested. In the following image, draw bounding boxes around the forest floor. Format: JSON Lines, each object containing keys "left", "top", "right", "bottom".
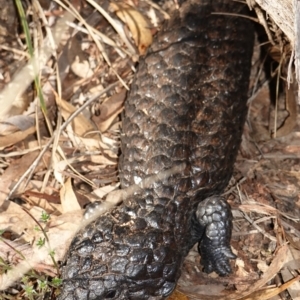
{"left": 0, "top": 1, "right": 299, "bottom": 299}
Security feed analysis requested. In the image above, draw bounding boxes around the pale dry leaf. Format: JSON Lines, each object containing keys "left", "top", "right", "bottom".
{"left": 68, "top": 36, "right": 93, "bottom": 78}
{"left": 257, "top": 260, "right": 269, "bottom": 273}
{"left": 25, "top": 179, "right": 44, "bottom": 190}
{"left": 0, "top": 151, "right": 40, "bottom": 201}
{"left": 51, "top": 153, "right": 115, "bottom": 169}
{"left": 280, "top": 246, "right": 300, "bottom": 299}
{"left": 66, "top": 132, "right": 102, "bottom": 151}
{"left": 93, "top": 89, "right": 126, "bottom": 132}
{"left": 100, "top": 132, "right": 119, "bottom": 148}
{"left": 235, "top": 257, "right": 245, "bottom": 269}
{"left": 68, "top": 132, "right": 118, "bottom": 155}
{"left": 86, "top": 0, "right": 136, "bottom": 55}
{"left": 55, "top": 95, "right": 95, "bottom": 137}
{"left": 182, "top": 245, "right": 290, "bottom": 300}
{"left": 285, "top": 230, "right": 300, "bottom": 250}
{"left": 93, "top": 184, "right": 119, "bottom": 199}
{"left": 179, "top": 283, "right": 228, "bottom": 299}
{"left": 53, "top": 152, "right": 65, "bottom": 185}
{"left": 235, "top": 244, "right": 289, "bottom": 299}
{"left": 0, "top": 210, "right": 82, "bottom": 291}
{"left": 0, "top": 206, "right": 49, "bottom": 245}
{"left": 109, "top": 120, "right": 122, "bottom": 132}
{"left": 0, "top": 238, "right": 34, "bottom": 266}
{"left": 0, "top": 115, "right": 35, "bottom": 135}
{"left": 71, "top": 56, "right": 94, "bottom": 79}
{"left": 89, "top": 83, "right": 105, "bottom": 95}
{"left": 90, "top": 154, "right": 117, "bottom": 165}
{"left": 239, "top": 203, "right": 278, "bottom": 215}
{"left": 238, "top": 275, "right": 300, "bottom": 300}
{"left": 272, "top": 82, "right": 298, "bottom": 138}
{"left": 53, "top": 146, "right": 95, "bottom": 187}
{"left": 60, "top": 177, "right": 81, "bottom": 213}
{"left": 0, "top": 126, "right": 36, "bottom": 150}
{"left": 0, "top": 93, "right": 32, "bottom": 121}
{"left": 110, "top": 2, "right": 153, "bottom": 55}
{"left": 234, "top": 259, "right": 252, "bottom": 292}
{"left": 254, "top": 0, "right": 294, "bottom": 43}
{"left": 24, "top": 191, "right": 61, "bottom": 213}
{"left": 66, "top": 20, "right": 129, "bottom": 58}
{"left": 0, "top": 201, "right": 36, "bottom": 240}
{"left": 46, "top": 211, "right": 83, "bottom": 260}
{"left": 0, "top": 243, "right": 51, "bottom": 290}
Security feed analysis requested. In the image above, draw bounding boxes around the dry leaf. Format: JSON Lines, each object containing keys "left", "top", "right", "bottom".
{"left": 90, "top": 154, "right": 117, "bottom": 165}
{"left": 110, "top": 2, "right": 153, "bottom": 55}
{"left": 0, "top": 210, "right": 82, "bottom": 291}
{"left": 60, "top": 177, "right": 81, "bottom": 213}
{"left": 68, "top": 36, "right": 93, "bottom": 78}
{"left": 0, "top": 93, "right": 32, "bottom": 121}
{"left": 0, "top": 201, "right": 36, "bottom": 241}
{"left": 238, "top": 275, "right": 300, "bottom": 300}
{"left": 239, "top": 203, "right": 278, "bottom": 215}
{"left": 236, "top": 244, "right": 289, "bottom": 299}
{"left": 177, "top": 245, "right": 289, "bottom": 300}
{"left": 53, "top": 153, "right": 65, "bottom": 185}
{"left": 169, "top": 289, "right": 189, "bottom": 300}
{"left": 0, "top": 126, "right": 36, "bottom": 150}
{"left": 23, "top": 190, "right": 61, "bottom": 213}
{"left": 93, "top": 184, "right": 119, "bottom": 199}
{"left": 0, "top": 115, "right": 35, "bottom": 135}
{"left": 68, "top": 131, "right": 118, "bottom": 155}
{"left": 93, "top": 89, "right": 126, "bottom": 132}
{"left": 0, "top": 151, "right": 40, "bottom": 201}
{"left": 272, "top": 82, "right": 297, "bottom": 138}
{"left": 235, "top": 258, "right": 252, "bottom": 291}
{"left": 280, "top": 246, "right": 300, "bottom": 299}
{"left": 257, "top": 260, "right": 269, "bottom": 273}
{"left": 55, "top": 95, "right": 95, "bottom": 137}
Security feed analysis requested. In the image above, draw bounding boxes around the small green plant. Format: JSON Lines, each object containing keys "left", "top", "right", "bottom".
{"left": 24, "top": 285, "right": 37, "bottom": 300}
{"left": 36, "top": 237, "right": 46, "bottom": 248}
{"left": 33, "top": 225, "right": 41, "bottom": 232}
{"left": 0, "top": 257, "right": 12, "bottom": 273}
{"left": 36, "top": 279, "right": 48, "bottom": 293}
{"left": 51, "top": 277, "right": 62, "bottom": 287}
{"left": 40, "top": 211, "right": 50, "bottom": 223}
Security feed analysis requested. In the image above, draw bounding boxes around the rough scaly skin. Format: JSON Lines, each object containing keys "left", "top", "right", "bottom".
{"left": 58, "top": 0, "right": 254, "bottom": 299}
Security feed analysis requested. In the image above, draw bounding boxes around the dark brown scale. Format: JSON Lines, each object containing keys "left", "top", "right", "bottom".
{"left": 58, "top": 0, "right": 254, "bottom": 299}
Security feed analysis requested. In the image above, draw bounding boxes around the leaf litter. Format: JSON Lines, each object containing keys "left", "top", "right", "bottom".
{"left": 0, "top": 0, "right": 299, "bottom": 299}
